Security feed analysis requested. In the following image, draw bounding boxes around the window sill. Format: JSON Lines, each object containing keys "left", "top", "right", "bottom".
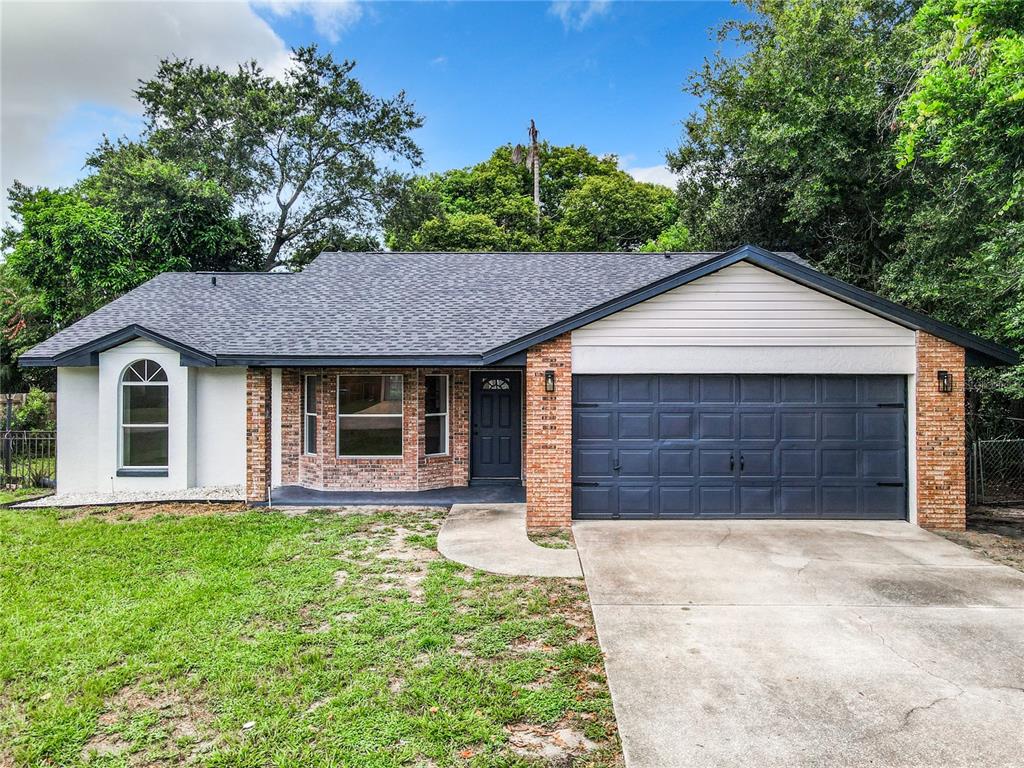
{"left": 117, "top": 468, "right": 168, "bottom": 478}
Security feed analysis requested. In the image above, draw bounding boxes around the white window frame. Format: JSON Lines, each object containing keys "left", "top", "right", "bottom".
{"left": 303, "top": 374, "right": 318, "bottom": 456}
{"left": 336, "top": 374, "right": 404, "bottom": 458}
{"left": 118, "top": 359, "right": 169, "bottom": 471}
{"left": 424, "top": 374, "right": 449, "bottom": 457}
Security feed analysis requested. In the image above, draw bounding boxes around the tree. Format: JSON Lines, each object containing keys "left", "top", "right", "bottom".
{"left": 555, "top": 174, "right": 679, "bottom": 251}
{"left": 640, "top": 221, "right": 692, "bottom": 252}
{"left": 384, "top": 143, "right": 676, "bottom": 251}
{"left": 668, "top": 0, "right": 1024, "bottom": 418}
{"left": 84, "top": 141, "right": 262, "bottom": 273}
{"left": 884, "top": 0, "right": 1024, "bottom": 401}
{"left": 668, "top": 0, "right": 919, "bottom": 286}
{"left": 135, "top": 46, "right": 423, "bottom": 269}
{"left": 1, "top": 149, "right": 259, "bottom": 378}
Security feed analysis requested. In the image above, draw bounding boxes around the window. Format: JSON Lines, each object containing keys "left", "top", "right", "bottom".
{"left": 120, "top": 359, "right": 168, "bottom": 468}
{"left": 303, "top": 375, "right": 318, "bottom": 455}
{"left": 481, "top": 377, "right": 511, "bottom": 390}
{"left": 337, "top": 375, "right": 403, "bottom": 456}
{"left": 425, "top": 375, "right": 448, "bottom": 456}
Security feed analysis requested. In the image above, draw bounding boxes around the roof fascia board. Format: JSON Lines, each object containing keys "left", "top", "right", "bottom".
{"left": 20, "top": 325, "right": 216, "bottom": 368}
{"left": 481, "top": 244, "right": 1018, "bottom": 366}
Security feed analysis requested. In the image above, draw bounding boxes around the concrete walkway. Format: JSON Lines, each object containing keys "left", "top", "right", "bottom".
{"left": 574, "top": 520, "right": 1024, "bottom": 768}
{"left": 438, "top": 504, "right": 583, "bottom": 577}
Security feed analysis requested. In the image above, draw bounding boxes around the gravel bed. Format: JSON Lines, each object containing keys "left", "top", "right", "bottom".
{"left": 15, "top": 485, "right": 245, "bottom": 508}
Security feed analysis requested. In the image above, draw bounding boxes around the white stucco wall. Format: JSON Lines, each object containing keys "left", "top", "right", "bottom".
{"left": 55, "top": 339, "right": 247, "bottom": 493}
{"left": 96, "top": 339, "right": 192, "bottom": 492}
{"left": 56, "top": 367, "right": 99, "bottom": 493}
{"left": 571, "top": 262, "right": 917, "bottom": 374}
{"left": 195, "top": 367, "right": 247, "bottom": 487}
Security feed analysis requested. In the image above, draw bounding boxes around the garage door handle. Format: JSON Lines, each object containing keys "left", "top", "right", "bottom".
{"left": 729, "top": 454, "right": 734, "bottom": 471}
{"left": 740, "top": 455, "right": 745, "bottom": 471}
{"left": 612, "top": 463, "right": 621, "bottom": 472}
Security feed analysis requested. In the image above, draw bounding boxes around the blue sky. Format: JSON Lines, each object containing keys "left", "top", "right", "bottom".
{"left": 2, "top": 1, "right": 751, "bottom": 220}
{"left": 253, "top": 1, "right": 749, "bottom": 179}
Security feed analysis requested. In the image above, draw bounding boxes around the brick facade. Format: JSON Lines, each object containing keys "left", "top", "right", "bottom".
{"left": 245, "top": 367, "right": 272, "bottom": 502}
{"left": 524, "top": 333, "right": 573, "bottom": 530}
{"left": 915, "top": 332, "right": 967, "bottom": 530}
{"left": 276, "top": 367, "right": 470, "bottom": 493}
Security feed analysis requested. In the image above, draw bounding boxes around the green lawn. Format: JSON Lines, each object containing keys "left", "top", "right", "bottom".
{"left": 0, "top": 505, "right": 620, "bottom": 767}
{"left": 0, "top": 487, "right": 49, "bottom": 505}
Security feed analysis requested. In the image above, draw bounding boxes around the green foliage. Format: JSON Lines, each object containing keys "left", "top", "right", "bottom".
{"left": 639, "top": 221, "right": 692, "bottom": 252}
{"left": 11, "top": 387, "right": 53, "bottom": 431}
{"left": 385, "top": 143, "right": 676, "bottom": 251}
{"left": 670, "top": 0, "right": 1024, "bottom": 411}
{"left": 555, "top": 174, "right": 679, "bottom": 251}
{"left": 136, "top": 45, "right": 423, "bottom": 269}
{"left": 1, "top": 148, "right": 259, "bottom": 370}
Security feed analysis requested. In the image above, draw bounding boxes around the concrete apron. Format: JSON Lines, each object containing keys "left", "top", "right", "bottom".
{"left": 573, "top": 520, "right": 1024, "bottom": 768}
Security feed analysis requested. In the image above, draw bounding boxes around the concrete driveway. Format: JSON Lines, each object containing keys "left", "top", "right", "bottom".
{"left": 573, "top": 521, "right": 1024, "bottom": 768}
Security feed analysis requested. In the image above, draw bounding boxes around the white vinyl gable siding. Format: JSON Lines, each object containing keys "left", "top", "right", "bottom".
{"left": 572, "top": 262, "right": 916, "bottom": 374}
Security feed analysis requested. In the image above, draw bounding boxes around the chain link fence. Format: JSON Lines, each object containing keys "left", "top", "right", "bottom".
{"left": 970, "top": 438, "right": 1024, "bottom": 506}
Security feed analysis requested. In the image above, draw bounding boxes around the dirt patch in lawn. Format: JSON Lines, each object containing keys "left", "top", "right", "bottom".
{"left": 941, "top": 505, "right": 1024, "bottom": 573}
{"left": 58, "top": 502, "right": 247, "bottom": 523}
{"left": 80, "top": 683, "right": 219, "bottom": 765}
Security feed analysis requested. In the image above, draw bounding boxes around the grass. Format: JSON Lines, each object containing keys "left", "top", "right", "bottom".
{"left": 0, "top": 487, "right": 49, "bottom": 505}
{"left": 0, "top": 505, "right": 620, "bottom": 767}
{"left": 526, "top": 530, "right": 575, "bottom": 550}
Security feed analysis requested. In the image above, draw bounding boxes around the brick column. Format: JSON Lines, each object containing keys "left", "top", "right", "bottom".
{"left": 246, "top": 367, "right": 272, "bottom": 503}
{"left": 525, "top": 333, "right": 573, "bottom": 530}
{"left": 915, "top": 332, "right": 966, "bottom": 530}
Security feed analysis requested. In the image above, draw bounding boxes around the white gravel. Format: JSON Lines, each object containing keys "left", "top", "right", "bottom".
{"left": 15, "top": 485, "right": 245, "bottom": 508}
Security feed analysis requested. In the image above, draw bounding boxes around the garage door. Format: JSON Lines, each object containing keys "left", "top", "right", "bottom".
{"left": 572, "top": 374, "right": 907, "bottom": 520}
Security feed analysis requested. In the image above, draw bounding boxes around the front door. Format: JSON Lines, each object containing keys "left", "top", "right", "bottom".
{"left": 471, "top": 371, "right": 522, "bottom": 481}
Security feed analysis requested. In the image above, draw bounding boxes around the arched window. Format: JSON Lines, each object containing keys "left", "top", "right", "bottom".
{"left": 120, "top": 360, "right": 169, "bottom": 469}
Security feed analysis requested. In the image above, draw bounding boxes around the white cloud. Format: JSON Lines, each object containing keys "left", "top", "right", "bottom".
{"left": 548, "top": 0, "right": 611, "bottom": 31}
{"left": 624, "top": 164, "right": 681, "bottom": 188}
{"left": 255, "top": 0, "right": 362, "bottom": 43}
{"left": 0, "top": 1, "right": 299, "bottom": 223}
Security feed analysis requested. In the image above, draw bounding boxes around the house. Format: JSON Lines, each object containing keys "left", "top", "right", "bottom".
{"left": 20, "top": 245, "right": 1018, "bottom": 530}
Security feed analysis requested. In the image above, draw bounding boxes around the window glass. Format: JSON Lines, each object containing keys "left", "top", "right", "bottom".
{"left": 303, "top": 375, "right": 318, "bottom": 455}
{"left": 339, "top": 375, "right": 403, "bottom": 415}
{"left": 424, "top": 376, "right": 448, "bottom": 456}
{"left": 123, "top": 427, "right": 168, "bottom": 467}
{"left": 122, "top": 385, "right": 168, "bottom": 424}
{"left": 338, "top": 375, "right": 403, "bottom": 456}
{"left": 121, "top": 359, "right": 168, "bottom": 467}
{"left": 338, "top": 416, "right": 403, "bottom": 456}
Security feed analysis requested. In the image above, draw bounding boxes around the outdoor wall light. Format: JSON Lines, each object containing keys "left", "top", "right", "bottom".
{"left": 544, "top": 370, "right": 556, "bottom": 392}
{"left": 937, "top": 370, "right": 954, "bottom": 393}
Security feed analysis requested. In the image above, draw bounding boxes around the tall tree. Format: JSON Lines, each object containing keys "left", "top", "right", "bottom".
{"left": 385, "top": 143, "right": 681, "bottom": 251}
{"left": 1, "top": 148, "right": 259, "bottom": 382}
{"left": 135, "top": 46, "right": 423, "bottom": 269}
{"left": 668, "top": 0, "right": 920, "bottom": 287}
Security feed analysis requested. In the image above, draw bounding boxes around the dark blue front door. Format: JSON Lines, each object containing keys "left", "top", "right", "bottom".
{"left": 471, "top": 371, "right": 522, "bottom": 481}
{"left": 572, "top": 374, "right": 907, "bottom": 520}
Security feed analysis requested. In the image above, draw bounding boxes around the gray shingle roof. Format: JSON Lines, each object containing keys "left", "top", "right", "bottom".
{"left": 22, "top": 250, "right": 811, "bottom": 363}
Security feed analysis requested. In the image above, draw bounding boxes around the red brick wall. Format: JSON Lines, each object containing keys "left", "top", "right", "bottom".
{"left": 274, "top": 367, "right": 470, "bottom": 492}
{"left": 245, "top": 368, "right": 271, "bottom": 502}
{"left": 525, "top": 333, "right": 573, "bottom": 530}
{"left": 915, "top": 332, "right": 967, "bottom": 530}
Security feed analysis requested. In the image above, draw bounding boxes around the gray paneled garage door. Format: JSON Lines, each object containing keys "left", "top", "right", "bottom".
{"left": 572, "top": 374, "right": 907, "bottom": 520}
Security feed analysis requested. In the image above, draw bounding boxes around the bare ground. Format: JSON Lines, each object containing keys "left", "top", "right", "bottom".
{"left": 940, "top": 505, "right": 1024, "bottom": 573}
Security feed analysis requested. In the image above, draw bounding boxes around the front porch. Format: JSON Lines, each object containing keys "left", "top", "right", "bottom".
{"left": 246, "top": 335, "right": 574, "bottom": 529}
{"left": 266, "top": 483, "right": 525, "bottom": 507}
